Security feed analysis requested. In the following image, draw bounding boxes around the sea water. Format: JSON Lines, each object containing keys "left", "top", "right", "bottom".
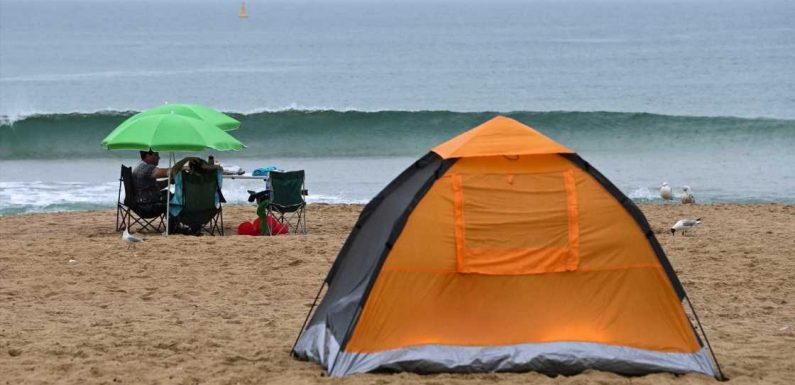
{"left": 1, "top": 0, "right": 794, "bottom": 215}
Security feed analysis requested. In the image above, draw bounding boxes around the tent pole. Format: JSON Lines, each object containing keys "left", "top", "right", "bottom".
{"left": 686, "top": 296, "right": 727, "bottom": 381}
{"left": 290, "top": 281, "right": 326, "bottom": 357}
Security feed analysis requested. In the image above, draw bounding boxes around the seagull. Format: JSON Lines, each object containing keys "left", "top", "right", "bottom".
{"left": 671, "top": 218, "right": 701, "bottom": 236}
{"left": 660, "top": 182, "right": 673, "bottom": 203}
{"left": 122, "top": 227, "right": 144, "bottom": 249}
{"left": 681, "top": 185, "right": 696, "bottom": 204}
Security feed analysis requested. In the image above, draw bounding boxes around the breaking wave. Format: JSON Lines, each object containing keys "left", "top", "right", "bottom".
{"left": 1, "top": 109, "right": 793, "bottom": 159}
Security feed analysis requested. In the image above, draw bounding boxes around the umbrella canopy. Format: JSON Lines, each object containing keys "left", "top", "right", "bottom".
{"left": 128, "top": 104, "right": 241, "bottom": 131}
{"left": 101, "top": 113, "right": 244, "bottom": 152}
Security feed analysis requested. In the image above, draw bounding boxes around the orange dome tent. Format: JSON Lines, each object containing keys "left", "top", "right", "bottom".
{"left": 292, "top": 116, "right": 723, "bottom": 379}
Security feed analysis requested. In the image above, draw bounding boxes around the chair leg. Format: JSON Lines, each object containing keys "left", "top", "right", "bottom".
{"left": 205, "top": 217, "right": 212, "bottom": 236}
{"left": 300, "top": 207, "right": 307, "bottom": 234}
{"left": 116, "top": 178, "right": 124, "bottom": 231}
{"left": 286, "top": 206, "right": 306, "bottom": 235}
{"left": 208, "top": 213, "right": 218, "bottom": 235}
{"left": 264, "top": 207, "right": 308, "bottom": 235}
{"left": 266, "top": 207, "right": 279, "bottom": 236}
{"left": 218, "top": 207, "right": 224, "bottom": 235}
{"left": 129, "top": 212, "right": 165, "bottom": 233}
{"left": 211, "top": 207, "right": 223, "bottom": 236}
{"left": 285, "top": 207, "right": 307, "bottom": 235}
{"left": 117, "top": 205, "right": 130, "bottom": 232}
{"left": 266, "top": 208, "right": 274, "bottom": 236}
{"left": 125, "top": 208, "right": 133, "bottom": 231}
{"left": 200, "top": 208, "right": 223, "bottom": 236}
{"left": 292, "top": 208, "right": 304, "bottom": 235}
{"left": 207, "top": 207, "right": 221, "bottom": 236}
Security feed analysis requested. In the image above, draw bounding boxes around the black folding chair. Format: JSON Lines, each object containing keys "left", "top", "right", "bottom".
{"left": 116, "top": 165, "right": 165, "bottom": 233}
{"left": 265, "top": 170, "right": 308, "bottom": 235}
{"left": 170, "top": 169, "right": 224, "bottom": 236}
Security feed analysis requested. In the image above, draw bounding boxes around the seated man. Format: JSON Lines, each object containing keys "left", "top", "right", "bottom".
{"left": 132, "top": 150, "right": 171, "bottom": 217}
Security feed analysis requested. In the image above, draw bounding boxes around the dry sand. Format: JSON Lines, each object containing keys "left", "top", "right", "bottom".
{"left": 1, "top": 203, "right": 793, "bottom": 384}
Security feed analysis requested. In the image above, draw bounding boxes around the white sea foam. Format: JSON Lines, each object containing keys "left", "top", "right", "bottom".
{"left": 0, "top": 180, "right": 364, "bottom": 216}
{"left": 0, "top": 105, "right": 499, "bottom": 124}
{"left": 232, "top": 103, "right": 365, "bottom": 115}
{"left": 0, "top": 181, "right": 118, "bottom": 206}
{"left": 0, "top": 109, "right": 49, "bottom": 125}
{"left": 0, "top": 105, "right": 371, "bottom": 124}
{"left": 0, "top": 108, "right": 135, "bottom": 125}
{"left": 0, "top": 66, "right": 305, "bottom": 83}
{"left": 627, "top": 185, "right": 695, "bottom": 202}
{"left": 627, "top": 187, "right": 660, "bottom": 201}
{"left": 306, "top": 194, "right": 368, "bottom": 205}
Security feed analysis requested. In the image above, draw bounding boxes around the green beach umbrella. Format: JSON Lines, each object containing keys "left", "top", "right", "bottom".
{"left": 101, "top": 112, "right": 244, "bottom": 236}
{"left": 101, "top": 113, "right": 244, "bottom": 152}
{"left": 128, "top": 104, "right": 241, "bottom": 131}
{"left": 101, "top": 104, "right": 242, "bottom": 149}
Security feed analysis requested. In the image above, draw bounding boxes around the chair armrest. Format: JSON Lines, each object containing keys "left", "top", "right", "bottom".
{"left": 247, "top": 190, "right": 271, "bottom": 203}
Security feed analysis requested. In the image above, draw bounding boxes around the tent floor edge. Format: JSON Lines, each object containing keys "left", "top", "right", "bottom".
{"left": 330, "top": 341, "right": 716, "bottom": 377}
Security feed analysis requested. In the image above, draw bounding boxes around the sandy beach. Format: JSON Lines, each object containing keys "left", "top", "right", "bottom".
{"left": 1, "top": 203, "right": 793, "bottom": 385}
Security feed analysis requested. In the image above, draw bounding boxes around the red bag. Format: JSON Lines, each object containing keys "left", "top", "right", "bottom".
{"left": 237, "top": 221, "right": 256, "bottom": 236}
{"left": 266, "top": 216, "right": 289, "bottom": 235}
{"left": 253, "top": 216, "right": 289, "bottom": 235}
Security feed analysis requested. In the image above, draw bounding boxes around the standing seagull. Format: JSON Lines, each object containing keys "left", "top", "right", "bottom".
{"left": 681, "top": 185, "right": 696, "bottom": 204}
{"left": 660, "top": 182, "right": 673, "bottom": 203}
{"left": 122, "top": 227, "right": 144, "bottom": 249}
{"left": 671, "top": 218, "right": 701, "bottom": 236}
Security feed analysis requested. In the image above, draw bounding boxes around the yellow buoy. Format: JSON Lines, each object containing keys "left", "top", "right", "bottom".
{"left": 240, "top": 1, "right": 248, "bottom": 19}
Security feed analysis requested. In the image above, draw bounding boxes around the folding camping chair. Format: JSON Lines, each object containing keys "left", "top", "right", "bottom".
{"left": 265, "top": 170, "right": 308, "bottom": 235}
{"left": 116, "top": 165, "right": 166, "bottom": 233}
{"left": 170, "top": 167, "right": 225, "bottom": 236}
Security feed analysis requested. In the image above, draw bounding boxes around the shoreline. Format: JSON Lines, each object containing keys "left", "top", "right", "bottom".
{"left": 1, "top": 203, "right": 793, "bottom": 384}
{"left": 4, "top": 200, "right": 795, "bottom": 218}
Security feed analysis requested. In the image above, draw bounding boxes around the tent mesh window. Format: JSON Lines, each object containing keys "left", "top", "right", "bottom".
{"left": 451, "top": 169, "right": 579, "bottom": 275}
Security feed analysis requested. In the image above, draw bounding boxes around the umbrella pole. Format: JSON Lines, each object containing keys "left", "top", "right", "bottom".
{"left": 166, "top": 153, "right": 173, "bottom": 236}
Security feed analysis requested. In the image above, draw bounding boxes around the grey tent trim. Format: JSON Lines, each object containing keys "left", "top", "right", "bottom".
{"left": 296, "top": 323, "right": 716, "bottom": 377}
{"left": 292, "top": 152, "right": 456, "bottom": 370}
